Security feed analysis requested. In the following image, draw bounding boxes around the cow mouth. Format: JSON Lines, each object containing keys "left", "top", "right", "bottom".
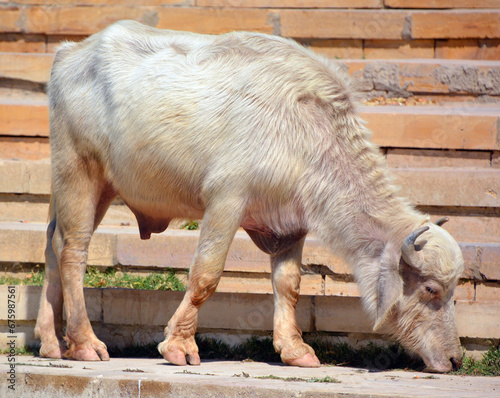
{"left": 422, "top": 353, "right": 462, "bottom": 373}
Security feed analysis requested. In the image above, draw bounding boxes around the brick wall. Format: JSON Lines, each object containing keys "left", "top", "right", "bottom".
{"left": 0, "top": 1, "right": 499, "bottom": 349}
{"left": 1, "top": 1, "right": 500, "bottom": 59}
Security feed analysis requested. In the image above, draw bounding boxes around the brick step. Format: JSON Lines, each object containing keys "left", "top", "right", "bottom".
{"left": 0, "top": 221, "right": 498, "bottom": 282}
{"left": 2, "top": 153, "right": 499, "bottom": 205}
{"left": 5, "top": 1, "right": 500, "bottom": 11}
{"left": 1, "top": 285, "right": 499, "bottom": 344}
{"left": 200, "top": 1, "right": 500, "bottom": 8}
{"left": 3, "top": 52, "right": 500, "bottom": 97}
{"left": 1, "top": 196, "right": 499, "bottom": 245}
{"left": 1, "top": 93, "right": 499, "bottom": 150}
{"left": 384, "top": 0, "right": 500, "bottom": 8}
{"left": 1, "top": 156, "right": 499, "bottom": 244}
{"left": 2, "top": 6, "right": 500, "bottom": 39}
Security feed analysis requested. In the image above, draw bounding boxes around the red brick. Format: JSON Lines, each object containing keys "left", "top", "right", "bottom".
{"left": 47, "top": 35, "right": 88, "bottom": 53}
{"left": 23, "top": 6, "right": 157, "bottom": 35}
{"left": 455, "top": 281, "right": 474, "bottom": 302}
{"left": 197, "top": 0, "right": 382, "bottom": 7}
{"left": 385, "top": 0, "right": 500, "bottom": 8}
{"left": 324, "top": 279, "right": 361, "bottom": 297}
{"left": 345, "top": 59, "right": 500, "bottom": 97}
{"left": 216, "top": 273, "right": 323, "bottom": 295}
{"left": 493, "top": 153, "right": 500, "bottom": 168}
{"left": 363, "top": 39, "right": 434, "bottom": 59}
{"left": 455, "top": 301, "right": 500, "bottom": 338}
{"left": 425, "top": 215, "right": 500, "bottom": 246}
{"left": 411, "top": 11, "right": 500, "bottom": 39}
{"left": 16, "top": 0, "right": 176, "bottom": 4}
{"left": 436, "top": 39, "right": 500, "bottom": 60}
{"left": 435, "top": 39, "right": 481, "bottom": 60}
{"left": 476, "top": 282, "right": 500, "bottom": 302}
{"left": 308, "top": 39, "right": 363, "bottom": 59}
{"left": 315, "top": 296, "right": 373, "bottom": 334}
{"left": 0, "top": 6, "right": 22, "bottom": 33}
{"left": 0, "top": 52, "right": 53, "bottom": 83}
{"left": 393, "top": 168, "right": 500, "bottom": 208}
{"left": 156, "top": 7, "right": 274, "bottom": 34}
{"left": 0, "top": 99, "right": 49, "bottom": 137}
{"left": 0, "top": 137, "right": 50, "bottom": 160}
{"left": 303, "top": 237, "right": 351, "bottom": 275}
{"left": 460, "top": 243, "right": 500, "bottom": 281}
{"left": 386, "top": 149, "right": 490, "bottom": 169}
{"left": 0, "top": 33, "right": 45, "bottom": 53}
{"left": 102, "top": 289, "right": 183, "bottom": 326}
{"left": 279, "top": 10, "right": 408, "bottom": 39}
{"left": 362, "top": 105, "right": 500, "bottom": 151}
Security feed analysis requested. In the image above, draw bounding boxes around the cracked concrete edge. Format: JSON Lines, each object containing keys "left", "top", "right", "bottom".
{"left": 0, "top": 371, "right": 389, "bottom": 398}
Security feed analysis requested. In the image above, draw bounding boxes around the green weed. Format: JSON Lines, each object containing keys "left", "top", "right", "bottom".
{"left": 452, "top": 346, "right": 500, "bottom": 376}
{"left": 180, "top": 220, "right": 199, "bottom": 230}
{"left": 84, "top": 267, "right": 185, "bottom": 291}
{"left": 0, "top": 267, "right": 185, "bottom": 291}
{"left": 0, "top": 346, "right": 38, "bottom": 356}
{"left": 0, "top": 271, "right": 44, "bottom": 286}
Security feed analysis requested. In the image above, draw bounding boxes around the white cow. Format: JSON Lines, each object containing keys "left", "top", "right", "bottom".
{"left": 35, "top": 20, "right": 464, "bottom": 372}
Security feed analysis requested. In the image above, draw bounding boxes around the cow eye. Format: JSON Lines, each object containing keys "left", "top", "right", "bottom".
{"left": 426, "top": 286, "right": 436, "bottom": 295}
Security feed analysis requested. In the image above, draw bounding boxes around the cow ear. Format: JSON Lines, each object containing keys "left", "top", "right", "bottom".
{"left": 373, "top": 244, "right": 403, "bottom": 331}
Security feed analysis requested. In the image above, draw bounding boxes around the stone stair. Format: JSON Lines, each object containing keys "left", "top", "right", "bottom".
{"left": 0, "top": 0, "right": 499, "bottom": 349}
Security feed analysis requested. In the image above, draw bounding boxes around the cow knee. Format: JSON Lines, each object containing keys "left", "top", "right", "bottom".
{"left": 188, "top": 272, "right": 219, "bottom": 307}
{"left": 273, "top": 267, "right": 300, "bottom": 298}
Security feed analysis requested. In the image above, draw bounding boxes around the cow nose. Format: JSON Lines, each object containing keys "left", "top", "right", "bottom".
{"left": 450, "top": 357, "right": 462, "bottom": 371}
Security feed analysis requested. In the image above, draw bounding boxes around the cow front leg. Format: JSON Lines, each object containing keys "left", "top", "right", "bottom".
{"left": 34, "top": 218, "right": 66, "bottom": 359}
{"left": 271, "top": 237, "right": 320, "bottom": 367}
{"left": 158, "top": 198, "right": 244, "bottom": 365}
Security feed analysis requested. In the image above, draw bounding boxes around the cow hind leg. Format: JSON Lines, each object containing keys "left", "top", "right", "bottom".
{"left": 158, "top": 197, "right": 245, "bottom": 366}
{"left": 42, "top": 159, "right": 116, "bottom": 361}
{"left": 34, "top": 213, "right": 66, "bottom": 359}
{"left": 270, "top": 236, "right": 320, "bottom": 368}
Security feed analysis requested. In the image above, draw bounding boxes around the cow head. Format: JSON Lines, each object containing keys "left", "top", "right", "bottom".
{"left": 374, "top": 218, "right": 464, "bottom": 372}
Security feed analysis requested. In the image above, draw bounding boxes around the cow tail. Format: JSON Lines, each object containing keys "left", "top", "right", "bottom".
{"left": 47, "top": 185, "right": 56, "bottom": 224}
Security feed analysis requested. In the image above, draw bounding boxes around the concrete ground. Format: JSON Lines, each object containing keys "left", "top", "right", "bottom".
{"left": 1, "top": 354, "right": 498, "bottom": 398}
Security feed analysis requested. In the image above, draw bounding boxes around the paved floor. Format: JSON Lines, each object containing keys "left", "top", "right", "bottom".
{"left": 1, "top": 355, "right": 499, "bottom": 397}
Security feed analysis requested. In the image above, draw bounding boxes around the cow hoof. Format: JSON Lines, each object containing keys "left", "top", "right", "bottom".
{"left": 163, "top": 348, "right": 187, "bottom": 366}
{"left": 39, "top": 343, "right": 66, "bottom": 359}
{"left": 285, "top": 353, "right": 321, "bottom": 368}
{"left": 186, "top": 352, "right": 201, "bottom": 366}
{"left": 162, "top": 348, "right": 201, "bottom": 366}
{"left": 65, "top": 342, "right": 110, "bottom": 361}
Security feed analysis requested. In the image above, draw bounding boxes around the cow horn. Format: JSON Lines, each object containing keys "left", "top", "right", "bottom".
{"left": 401, "top": 226, "right": 430, "bottom": 268}
{"left": 435, "top": 217, "right": 449, "bottom": 226}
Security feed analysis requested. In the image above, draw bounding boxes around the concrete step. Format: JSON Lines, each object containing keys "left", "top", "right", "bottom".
{"left": 0, "top": 221, "right": 498, "bottom": 288}
{"left": 1, "top": 93, "right": 499, "bottom": 150}
{"left": 3, "top": 52, "right": 500, "bottom": 97}
{"left": 2, "top": 158, "right": 499, "bottom": 208}
{"left": 1, "top": 356, "right": 499, "bottom": 398}
{"left": 2, "top": 194, "right": 499, "bottom": 245}
{"left": 0, "top": 284, "right": 499, "bottom": 350}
